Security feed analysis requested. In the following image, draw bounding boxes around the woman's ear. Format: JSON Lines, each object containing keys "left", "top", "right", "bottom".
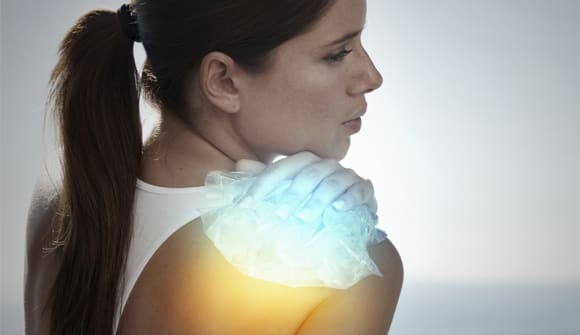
{"left": 199, "top": 51, "right": 242, "bottom": 114}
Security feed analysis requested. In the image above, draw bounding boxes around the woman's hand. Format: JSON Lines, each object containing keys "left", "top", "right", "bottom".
{"left": 235, "top": 152, "right": 377, "bottom": 222}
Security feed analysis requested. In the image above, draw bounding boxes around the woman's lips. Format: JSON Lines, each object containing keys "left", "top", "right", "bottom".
{"left": 342, "top": 117, "right": 362, "bottom": 133}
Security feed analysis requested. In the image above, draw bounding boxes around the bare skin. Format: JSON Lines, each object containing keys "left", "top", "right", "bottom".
{"left": 26, "top": 188, "right": 402, "bottom": 334}
{"left": 25, "top": 0, "right": 403, "bottom": 333}
{"left": 25, "top": 174, "right": 60, "bottom": 335}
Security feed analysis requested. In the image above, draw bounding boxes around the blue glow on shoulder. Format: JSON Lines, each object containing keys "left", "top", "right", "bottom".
{"left": 198, "top": 170, "right": 388, "bottom": 289}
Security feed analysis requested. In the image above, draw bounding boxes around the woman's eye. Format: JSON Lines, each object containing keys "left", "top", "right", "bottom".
{"left": 325, "top": 48, "right": 353, "bottom": 63}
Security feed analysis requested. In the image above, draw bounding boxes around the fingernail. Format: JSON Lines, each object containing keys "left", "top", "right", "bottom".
{"left": 276, "top": 204, "right": 291, "bottom": 219}
{"left": 332, "top": 199, "right": 346, "bottom": 211}
{"left": 296, "top": 207, "right": 316, "bottom": 222}
{"left": 238, "top": 195, "right": 254, "bottom": 208}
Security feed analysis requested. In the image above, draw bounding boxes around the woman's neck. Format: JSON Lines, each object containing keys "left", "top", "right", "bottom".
{"left": 140, "top": 112, "right": 241, "bottom": 188}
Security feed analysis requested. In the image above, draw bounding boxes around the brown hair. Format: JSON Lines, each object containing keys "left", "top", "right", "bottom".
{"left": 47, "top": 0, "right": 334, "bottom": 334}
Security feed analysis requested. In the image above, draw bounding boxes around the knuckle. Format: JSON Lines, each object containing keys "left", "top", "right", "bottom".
{"left": 337, "top": 193, "right": 351, "bottom": 206}
{"left": 320, "top": 177, "right": 342, "bottom": 191}
{"left": 336, "top": 168, "right": 357, "bottom": 182}
{"left": 302, "top": 151, "right": 319, "bottom": 161}
{"left": 326, "top": 159, "right": 342, "bottom": 171}
{"left": 283, "top": 190, "right": 303, "bottom": 204}
{"left": 306, "top": 197, "right": 324, "bottom": 210}
{"left": 323, "top": 158, "right": 339, "bottom": 167}
{"left": 301, "top": 166, "right": 321, "bottom": 179}
{"left": 351, "top": 184, "right": 367, "bottom": 202}
{"left": 344, "top": 168, "right": 357, "bottom": 177}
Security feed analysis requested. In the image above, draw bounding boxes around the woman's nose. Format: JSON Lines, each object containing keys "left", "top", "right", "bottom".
{"left": 362, "top": 48, "right": 383, "bottom": 93}
{"left": 349, "top": 48, "right": 383, "bottom": 95}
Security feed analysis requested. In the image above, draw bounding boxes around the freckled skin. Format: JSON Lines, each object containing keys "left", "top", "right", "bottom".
{"left": 143, "top": 0, "right": 383, "bottom": 188}
{"left": 27, "top": 2, "right": 402, "bottom": 334}
{"left": 232, "top": 0, "right": 383, "bottom": 161}
{"left": 133, "top": 1, "right": 393, "bottom": 332}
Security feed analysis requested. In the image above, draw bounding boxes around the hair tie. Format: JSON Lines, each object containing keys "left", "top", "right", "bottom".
{"left": 117, "top": 4, "right": 141, "bottom": 43}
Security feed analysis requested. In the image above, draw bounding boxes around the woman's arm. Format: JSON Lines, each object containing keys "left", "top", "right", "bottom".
{"left": 235, "top": 152, "right": 403, "bottom": 333}
{"left": 24, "top": 173, "right": 60, "bottom": 335}
{"left": 295, "top": 239, "right": 404, "bottom": 335}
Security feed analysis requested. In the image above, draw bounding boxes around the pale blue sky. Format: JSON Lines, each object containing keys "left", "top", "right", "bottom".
{"left": 2, "top": 0, "right": 579, "bottom": 333}
{"left": 349, "top": 0, "right": 580, "bottom": 284}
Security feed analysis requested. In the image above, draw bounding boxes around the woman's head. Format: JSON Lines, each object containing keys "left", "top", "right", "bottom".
{"left": 137, "top": 0, "right": 382, "bottom": 162}
{"left": 136, "top": 0, "right": 336, "bottom": 117}
{"left": 220, "top": 0, "right": 383, "bottom": 161}
{"left": 48, "top": 1, "right": 381, "bottom": 333}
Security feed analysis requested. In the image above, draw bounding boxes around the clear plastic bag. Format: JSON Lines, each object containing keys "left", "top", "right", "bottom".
{"left": 198, "top": 170, "right": 389, "bottom": 289}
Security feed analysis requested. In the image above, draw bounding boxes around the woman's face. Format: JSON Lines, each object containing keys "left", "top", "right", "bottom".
{"left": 235, "top": 0, "right": 382, "bottom": 162}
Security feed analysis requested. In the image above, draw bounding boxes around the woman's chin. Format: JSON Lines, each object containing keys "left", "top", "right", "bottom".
{"left": 315, "top": 140, "right": 351, "bottom": 161}
{"left": 274, "top": 138, "right": 351, "bottom": 162}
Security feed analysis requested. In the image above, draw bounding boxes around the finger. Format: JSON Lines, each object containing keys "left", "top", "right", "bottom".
{"left": 235, "top": 159, "right": 267, "bottom": 174}
{"left": 332, "top": 179, "right": 374, "bottom": 212}
{"left": 275, "top": 159, "right": 343, "bottom": 219}
{"left": 241, "top": 151, "right": 321, "bottom": 202}
{"left": 367, "top": 195, "right": 378, "bottom": 214}
{"left": 294, "top": 168, "right": 360, "bottom": 221}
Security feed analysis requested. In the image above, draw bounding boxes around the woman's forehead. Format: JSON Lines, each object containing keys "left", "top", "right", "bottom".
{"left": 249, "top": 0, "right": 367, "bottom": 70}
{"left": 296, "top": 0, "right": 367, "bottom": 50}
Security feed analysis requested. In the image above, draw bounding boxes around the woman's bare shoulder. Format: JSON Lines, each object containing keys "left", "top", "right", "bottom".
{"left": 295, "top": 238, "right": 404, "bottom": 335}
{"left": 118, "top": 217, "right": 335, "bottom": 335}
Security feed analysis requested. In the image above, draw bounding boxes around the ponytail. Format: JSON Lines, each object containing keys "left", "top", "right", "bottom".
{"left": 47, "top": 8, "right": 142, "bottom": 334}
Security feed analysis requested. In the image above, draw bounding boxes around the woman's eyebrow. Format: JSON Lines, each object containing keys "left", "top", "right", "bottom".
{"left": 323, "top": 29, "right": 363, "bottom": 48}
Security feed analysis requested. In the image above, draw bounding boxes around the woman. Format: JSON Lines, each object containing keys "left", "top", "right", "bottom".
{"left": 25, "top": 0, "right": 403, "bottom": 334}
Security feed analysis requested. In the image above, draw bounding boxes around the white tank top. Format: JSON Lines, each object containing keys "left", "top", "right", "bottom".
{"left": 113, "top": 175, "right": 388, "bottom": 333}
{"left": 113, "top": 178, "right": 219, "bottom": 333}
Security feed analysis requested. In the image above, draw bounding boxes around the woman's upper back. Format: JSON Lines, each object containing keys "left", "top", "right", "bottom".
{"left": 114, "top": 176, "right": 333, "bottom": 334}
{"left": 25, "top": 175, "right": 330, "bottom": 334}
{"left": 117, "top": 218, "right": 403, "bottom": 335}
{"left": 25, "top": 168, "right": 403, "bottom": 335}
{"left": 117, "top": 216, "right": 334, "bottom": 334}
